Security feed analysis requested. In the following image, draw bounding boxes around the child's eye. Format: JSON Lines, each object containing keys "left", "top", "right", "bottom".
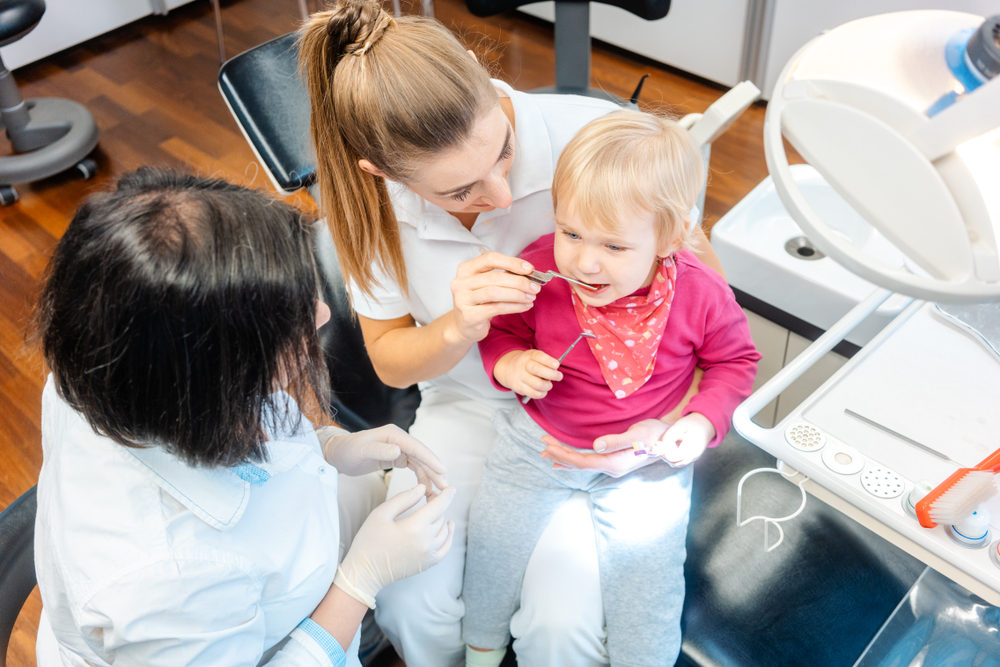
{"left": 563, "top": 231, "right": 581, "bottom": 240}
{"left": 453, "top": 187, "right": 472, "bottom": 202}
{"left": 607, "top": 245, "right": 626, "bottom": 252}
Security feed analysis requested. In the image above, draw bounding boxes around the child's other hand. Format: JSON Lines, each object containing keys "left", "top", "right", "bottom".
{"left": 653, "top": 413, "right": 715, "bottom": 467}
{"left": 494, "top": 349, "right": 563, "bottom": 400}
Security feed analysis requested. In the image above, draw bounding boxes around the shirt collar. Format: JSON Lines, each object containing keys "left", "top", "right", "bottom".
{"left": 122, "top": 396, "right": 319, "bottom": 532}
{"left": 494, "top": 79, "right": 554, "bottom": 203}
{"left": 390, "top": 80, "right": 554, "bottom": 240}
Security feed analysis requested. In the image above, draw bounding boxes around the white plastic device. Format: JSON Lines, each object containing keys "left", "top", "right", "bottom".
{"left": 764, "top": 11, "right": 1000, "bottom": 302}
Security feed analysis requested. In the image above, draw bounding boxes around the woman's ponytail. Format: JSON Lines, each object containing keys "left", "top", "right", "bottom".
{"left": 299, "top": 0, "right": 497, "bottom": 299}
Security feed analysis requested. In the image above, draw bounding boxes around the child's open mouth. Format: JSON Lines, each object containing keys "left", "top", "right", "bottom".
{"left": 579, "top": 283, "right": 610, "bottom": 296}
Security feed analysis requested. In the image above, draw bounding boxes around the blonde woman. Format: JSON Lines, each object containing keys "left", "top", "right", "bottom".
{"left": 299, "top": 3, "right": 724, "bottom": 665}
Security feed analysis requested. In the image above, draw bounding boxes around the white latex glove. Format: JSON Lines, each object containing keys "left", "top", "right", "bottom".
{"left": 317, "top": 424, "right": 449, "bottom": 494}
{"left": 334, "top": 484, "right": 456, "bottom": 608}
{"left": 649, "top": 413, "right": 716, "bottom": 467}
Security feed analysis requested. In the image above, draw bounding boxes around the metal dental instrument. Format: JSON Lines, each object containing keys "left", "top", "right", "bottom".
{"left": 522, "top": 331, "right": 597, "bottom": 404}
{"left": 477, "top": 246, "right": 601, "bottom": 291}
{"left": 844, "top": 408, "right": 954, "bottom": 463}
{"left": 522, "top": 269, "right": 602, "bottom": 292}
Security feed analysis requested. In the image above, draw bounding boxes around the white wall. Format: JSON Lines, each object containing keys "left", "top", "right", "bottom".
{"left": 519, "top": 0, "right": 751, "bottom": 88}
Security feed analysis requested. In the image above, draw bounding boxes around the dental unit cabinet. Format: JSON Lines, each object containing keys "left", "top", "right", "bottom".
{"left": 724, "top": 8, "right": 1000, "bottom": 611}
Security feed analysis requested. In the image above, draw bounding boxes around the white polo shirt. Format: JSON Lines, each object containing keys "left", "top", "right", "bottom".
{"left": 349, "top": 81, "right": 618, "bottom": 404}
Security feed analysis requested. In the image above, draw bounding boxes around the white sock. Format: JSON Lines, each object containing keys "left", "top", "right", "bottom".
{"left": 465, "top": 644, "right": 507, "bottom": 667}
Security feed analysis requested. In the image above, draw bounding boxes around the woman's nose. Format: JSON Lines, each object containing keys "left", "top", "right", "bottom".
{"left": 482, "top": 173, "right": 512, "bottom": 209}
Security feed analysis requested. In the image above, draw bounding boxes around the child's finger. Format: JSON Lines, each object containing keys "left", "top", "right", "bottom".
{"left": 526, "top": 359, "right": 563, "bottom": 381}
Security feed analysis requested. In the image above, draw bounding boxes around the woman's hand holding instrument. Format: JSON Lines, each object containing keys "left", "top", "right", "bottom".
{"left": 334, "top": 484, "right": 457, "bottom": 608}
{"left": 318, "top": 424, "right": 449, "bottom": 494}
{"left": 449, "top": 251, "right": 540, "bottom": 343}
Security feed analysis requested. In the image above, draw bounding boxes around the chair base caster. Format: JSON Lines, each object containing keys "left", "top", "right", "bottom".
{"left": 0, "top": 185, "right": 18, "bottom": 206}
{"left": 76, "top": 158, "right": 97, "bottom": 180}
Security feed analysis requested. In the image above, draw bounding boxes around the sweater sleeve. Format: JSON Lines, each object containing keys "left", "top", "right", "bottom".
{"left": 681, "top": 276, "right": 761, "bottom": 448}
{"left": 478, "top": 310, "right": 536, "bottom": 392}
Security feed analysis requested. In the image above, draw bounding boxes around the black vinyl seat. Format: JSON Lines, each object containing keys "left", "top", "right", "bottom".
{"left": 0, "top": 486, "right": 37, "bottom": 667}
{"left": 0, "top": 0, "right": 45, "bottom": 46}
{"left": 218, "top": 33, "right": 419, "bottom": 434}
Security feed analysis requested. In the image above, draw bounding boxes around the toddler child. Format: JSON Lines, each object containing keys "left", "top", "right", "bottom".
{"left": 461, "top": 110, "right": 761, "bottom": 667}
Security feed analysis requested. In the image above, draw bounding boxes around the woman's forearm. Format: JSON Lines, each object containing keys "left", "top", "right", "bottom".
{"left": 360, "top": 311, "right": 476, "bottom": 388}
{"left": 309, "top": 584, "right": 369, "bottom": 652}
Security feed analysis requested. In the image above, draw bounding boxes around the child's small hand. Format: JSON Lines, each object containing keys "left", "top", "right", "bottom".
{"left": 651, "top": 413, "right": 715, "bottom": 467}
{"left": 494, "top": 349, "right": 563, "bottom": 400}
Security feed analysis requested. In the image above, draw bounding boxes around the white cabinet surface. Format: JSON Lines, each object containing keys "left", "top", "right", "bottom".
{"left": 1, "top": 0, "right": 196, "bottom": 70}
{"left": 743, "top": 310, "right": 848, "bottom": 429}
{"left": 518, "top": 0, "right": 751, "bottom": 88}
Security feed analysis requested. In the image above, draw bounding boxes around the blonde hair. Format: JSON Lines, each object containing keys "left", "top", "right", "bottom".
{"left": 299, "top": 0, "right": 498, "bottom": 297}
{"left": 552, "top": 109, "right": 704, "bottom": 253}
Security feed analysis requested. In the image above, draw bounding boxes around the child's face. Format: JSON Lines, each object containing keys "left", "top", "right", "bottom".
{"left": 554, "top": 200, "right": 673, "bottom": 308}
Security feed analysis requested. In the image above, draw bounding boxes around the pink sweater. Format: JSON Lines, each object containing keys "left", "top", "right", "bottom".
{"left": 479, "top": 234, "right": 760, "bottom": 449}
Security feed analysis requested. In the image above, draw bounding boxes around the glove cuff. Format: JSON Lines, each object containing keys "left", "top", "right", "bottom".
{"left": 334, "top": 565, "right": 377, "bottom": 609}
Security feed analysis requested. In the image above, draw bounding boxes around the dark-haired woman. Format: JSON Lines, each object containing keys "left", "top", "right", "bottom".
{"left": 33, "top": 168, "right": 455, "bottom": 667}
{"left": 299, "top": 2, "right": 724, "bottom": 665}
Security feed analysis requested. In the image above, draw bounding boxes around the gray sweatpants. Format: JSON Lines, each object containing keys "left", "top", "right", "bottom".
{"left": 462, "top": 405, "right": 693, "bottom": 667}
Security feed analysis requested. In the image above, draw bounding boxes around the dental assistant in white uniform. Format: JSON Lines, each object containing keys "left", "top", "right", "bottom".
{"left": 300, "top": 3, "right": 724, "bottom": 665}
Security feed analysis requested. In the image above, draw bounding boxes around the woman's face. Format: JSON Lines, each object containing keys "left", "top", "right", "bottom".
{"left": 405, "top": 103, "right": 516, "bottom": 214}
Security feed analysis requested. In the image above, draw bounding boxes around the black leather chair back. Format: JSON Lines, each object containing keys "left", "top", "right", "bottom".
{"left": 219, "top": 33, "right": 419, "bottom": 433}
{"left": 0, "top": 486, "right": 37, "bottom": 667}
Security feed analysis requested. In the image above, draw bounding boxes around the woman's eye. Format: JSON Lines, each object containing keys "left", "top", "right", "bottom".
{"left": 453, "top": 187, "right": 472, "bottom": 202}
{"left": 500, "top": 142, "right": 514, "bottom": 161}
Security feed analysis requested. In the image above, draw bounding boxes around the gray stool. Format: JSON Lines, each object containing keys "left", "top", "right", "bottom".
{"left": 0, "top": 0, "right": 99, "bottom": 205}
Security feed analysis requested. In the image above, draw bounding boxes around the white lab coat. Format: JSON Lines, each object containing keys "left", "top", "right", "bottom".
{"left": 34, "top": 376, "right": 379, "bottom": 667}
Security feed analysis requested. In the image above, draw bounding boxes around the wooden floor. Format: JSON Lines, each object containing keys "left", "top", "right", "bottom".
{"left": 0, "top": 0, "right": 780, "bottom": 663}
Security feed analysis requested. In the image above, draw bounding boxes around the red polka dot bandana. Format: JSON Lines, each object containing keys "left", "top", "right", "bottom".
{"left": 571, "top": 256, "right": 677, "bottom": 399}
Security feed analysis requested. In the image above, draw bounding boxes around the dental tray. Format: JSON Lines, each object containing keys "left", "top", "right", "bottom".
{"left": 734, "top": 299, "right": 1000, "bottom": 606}
{"left": 854, "top": 567, "right": 1000, "bottom": 666}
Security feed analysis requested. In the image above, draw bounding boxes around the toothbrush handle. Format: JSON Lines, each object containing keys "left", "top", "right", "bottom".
{"left": 975, "top": 446, "right": 1000, "bottom": 471}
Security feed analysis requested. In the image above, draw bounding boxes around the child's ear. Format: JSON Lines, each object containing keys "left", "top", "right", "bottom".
{"left": 657, "top": 235, "right": 683, "bottom": 259}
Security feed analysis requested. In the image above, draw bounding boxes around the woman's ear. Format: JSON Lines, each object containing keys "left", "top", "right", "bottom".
{"left": 358, "top": 159, "right": 389, "bottom": 179}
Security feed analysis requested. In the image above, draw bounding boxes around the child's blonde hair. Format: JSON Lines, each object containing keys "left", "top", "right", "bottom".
{"left": 552, "top": 109, "right": 704, "bottom": 253}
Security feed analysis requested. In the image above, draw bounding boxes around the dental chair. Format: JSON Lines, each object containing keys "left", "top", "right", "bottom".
{"left": 0, "top": 0, "right": 99, "bottom": 205}
{"left": 218, "top": 35, "right": 928, "bottom": 667}
{"left": 464, "top": 0, "right": 669, "bottom": 99}
{"left": 0, "top": 486, "right": 36, "bottom": 667}
{"left": 218, "top": 33, "right": 420, "bottom": 434}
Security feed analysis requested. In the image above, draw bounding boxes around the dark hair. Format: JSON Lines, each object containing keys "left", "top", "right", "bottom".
{"left": 36, "top": 167, "right": 329, "bottom": 467}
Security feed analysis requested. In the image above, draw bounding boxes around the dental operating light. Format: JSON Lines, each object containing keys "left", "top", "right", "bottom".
{"left": 765, "top": 11, "right": 1000, "bottom": 302}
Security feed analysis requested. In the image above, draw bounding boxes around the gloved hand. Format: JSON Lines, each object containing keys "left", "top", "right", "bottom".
{"left": 650, "top": 413, "right": 716, "bottom": 467}
{"left": 317, "top": 424, "right": 448, "bottom": 493}
{"left": 334, "top": 484, "right": 456, "bottom": 608}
